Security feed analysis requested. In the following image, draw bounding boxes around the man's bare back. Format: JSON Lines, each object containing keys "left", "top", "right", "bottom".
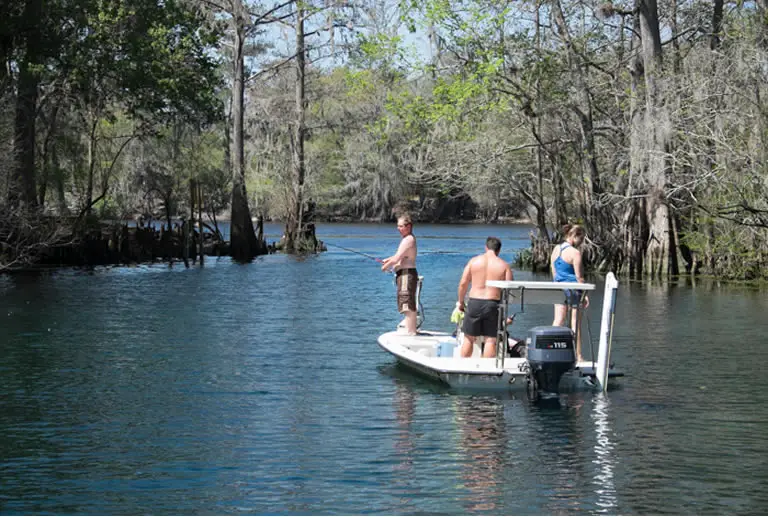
{"left": 464, "top": 252, "right": 512, "bottom": 300}
{"left": 457, "top": 237, "right": 513, "bottom": 358}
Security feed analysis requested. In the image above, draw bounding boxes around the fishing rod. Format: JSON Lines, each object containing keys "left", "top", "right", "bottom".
{"left": 325, "top": 242, "right": 383, "bottom": 263}
{"left": 326, "top": 242, "right": 458, "bottom": 262}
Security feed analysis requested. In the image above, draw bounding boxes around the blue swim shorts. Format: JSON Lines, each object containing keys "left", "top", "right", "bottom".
{"left": 563, "top": 289, "right": 584, "bottom": 307}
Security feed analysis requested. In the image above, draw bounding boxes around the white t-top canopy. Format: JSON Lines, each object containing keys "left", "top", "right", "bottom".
{"left": 486, "top": 280, "right": 595, "bottom": 291}
{"left": 486, "top": 280, "right": 595, "bottom": 306}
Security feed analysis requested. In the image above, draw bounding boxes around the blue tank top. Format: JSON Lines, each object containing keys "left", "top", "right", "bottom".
{"left": 553, "top": 243, "right": 577, "bottom": 282}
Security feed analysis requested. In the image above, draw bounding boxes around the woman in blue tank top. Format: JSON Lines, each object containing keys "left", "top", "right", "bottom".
{"left": 550, "top": 224, "right": 588, "bottom": 362}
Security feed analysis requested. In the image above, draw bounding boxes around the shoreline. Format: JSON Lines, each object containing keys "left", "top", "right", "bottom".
{"left": 224, "top": 217, "right": 535, "bottom": 225}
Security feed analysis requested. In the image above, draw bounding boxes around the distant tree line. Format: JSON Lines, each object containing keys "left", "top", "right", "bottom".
{"left": 1, "top": 0, "right": 766, "bottom": 279}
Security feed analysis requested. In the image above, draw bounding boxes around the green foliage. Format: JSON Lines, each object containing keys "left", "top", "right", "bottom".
{"left": 384, "top": 90, "right": 433, "bottom": 137}
{"left": 67, "top": 0, "right": 223, "bottom": 125}
{"left": 514, "top": 248, "right": 533, "bottom": 269}
{"left": 3, "top": 0, "right": 767, "bottom": 277}
{"left": 356, "top": 33, "right": 406, "bottom": 66}
{"left": 94, "top": 196, "right": 120, "bottom": 220}
{"left": 431, "top": 63, "right": 502, "bottom": 119}
{"left": 345, "top": 69, "right": 379, "bottom": 101}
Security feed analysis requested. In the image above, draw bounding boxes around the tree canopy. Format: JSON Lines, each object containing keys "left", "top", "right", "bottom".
{"left": 1, "top": 0, "right": 767, "bottom": 279}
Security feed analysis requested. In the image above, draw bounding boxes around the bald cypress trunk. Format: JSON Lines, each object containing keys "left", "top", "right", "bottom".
{"left": 10, "top": 0, "right": 42, "bottom": 208}
{"left": 623, "top": 0, "right": 680, "bottom": 278}
{"left": 284, "top": 3, "right": 307, "bottom": 253}
{"left": 229, "top": 0, "right": 261, "bottom": 261}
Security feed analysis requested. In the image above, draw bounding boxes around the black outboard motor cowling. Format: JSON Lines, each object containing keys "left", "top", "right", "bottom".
{"left": 526, "top": 326, "right": 576, "bottom": 395}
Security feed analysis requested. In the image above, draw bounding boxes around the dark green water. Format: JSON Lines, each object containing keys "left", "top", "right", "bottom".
{"left": 2, "top": 223, "right": 768, "bottom": 514}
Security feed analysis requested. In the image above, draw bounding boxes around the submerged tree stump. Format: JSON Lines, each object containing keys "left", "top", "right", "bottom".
{"left": 23, "top": 220, "right": 231, "bottom": 269}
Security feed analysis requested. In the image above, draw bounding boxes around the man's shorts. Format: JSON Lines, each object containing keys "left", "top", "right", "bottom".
{"left": 563, "top": 289, "right": 584, "bottom": 307}
{"left": 396, "top": 268, "right": 418, "bottom": 313}
{"left": 461, "top": 298, "right": 500, "bottom": 337}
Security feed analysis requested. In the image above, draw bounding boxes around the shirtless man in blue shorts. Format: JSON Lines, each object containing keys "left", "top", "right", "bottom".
{"left": 457, "top": 237, "right": 514, "bottom": 358}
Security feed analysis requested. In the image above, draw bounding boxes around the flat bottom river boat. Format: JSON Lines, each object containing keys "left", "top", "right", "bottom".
{"left": 378, "top": 276, "right": 623, "bottom": 398}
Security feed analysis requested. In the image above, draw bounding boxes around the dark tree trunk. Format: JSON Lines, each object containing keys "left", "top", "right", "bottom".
{"left": 0, "top": 28, "right": 11, "bottom": 93}
{"left": 534, "top": 0, "right": 549, "bottom": 245}
{"left": 11, "top": 0, "right": 43, "bottom": 209}
{"left": 710, "top": 0, "right": 724, "bottom": 50}
{"left": 552, "top": 152, "right": 568, "bottom": 229}
{"left": 623, "top": 0, "right": 680, "bottom": 278}
{"left": 284, "top": 3, "right": 307, "bottom": 253}
{"left": 671, "top": 0, "right": 682, "bottom": 73}
{"left": 229, "top": 2, "right": 261, "bottom": 261}
{"left": 756, "top": 0, "right": 767, "bottom": 48}
{"left": 165, "top": 192, "right": 173, "bottom": 232}
{"left": 54, "top": 143, "right": 67, "bottom": 215}
{"left": 39, "top": 103, "right": 60, "bottom": 208}
{"left": 623, "top": 12, "right": 644, "bottom": 278}
{"left": 551, "top": 0, "right": 602, "bottom": 210}
{"left": 197, "top": 182, "right": 204, "bottom": 265}
{"left": 691, "top": 0, "right": 726, "bottom": 276}
{"left": 190, "top": 179, "right": 196, "bottom": 265}
{"left": 84, "top": 117, "right": 98, "bottom": 215}
{"left": 12, "top": 65, "right": 39, "bottom": 208}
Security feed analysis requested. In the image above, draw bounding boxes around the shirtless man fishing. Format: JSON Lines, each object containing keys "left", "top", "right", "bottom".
{"left": 381, "top": 214, "right": 418, "bottom": 335}
{"left": 457, "top": 237, "right": 513, "bottom": 358}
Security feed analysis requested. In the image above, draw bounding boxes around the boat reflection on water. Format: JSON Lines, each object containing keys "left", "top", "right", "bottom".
{"left": 522, "top": 393, "right": 590, "bottom": 514}
{"left": 394, "top": 382, "right": 416, "bottom": 474}
{"left": 392, "top": 381, "right": 419, "bottom": 515}
{"left": 388, "top": 368, "right": 510, "bottom": 513}
{"left": 385, "top": 363, "right": 619, "bottom": 514}
{"left": 453, "top": 396, "right": 508, "bottom": 513}
{"left": 521, "top": 392, "right": 618, "bottom": 514}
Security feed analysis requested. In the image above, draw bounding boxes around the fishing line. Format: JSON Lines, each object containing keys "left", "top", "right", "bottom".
{"left": 327, "top": 243, "right": 455, "bottom": 256}
{"left": 325, "top": 242, "right": 382, "bottom": 263}
{"left": 325, "top": 242, "right": 455, "bottom": 263}
{"left": 324, "top": 242, "right": 395, "bottom": 280}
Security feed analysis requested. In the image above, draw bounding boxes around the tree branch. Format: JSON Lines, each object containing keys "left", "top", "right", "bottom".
{"left": 249, "top": 0, "right": 296, "bottom": 26}
{"left": 246, "top": 50, "right": 301, "bottom": 82}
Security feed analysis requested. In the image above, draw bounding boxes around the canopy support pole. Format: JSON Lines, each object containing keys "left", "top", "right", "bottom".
{"left": 596, "top": 273, "right": 619, "bottom": 392}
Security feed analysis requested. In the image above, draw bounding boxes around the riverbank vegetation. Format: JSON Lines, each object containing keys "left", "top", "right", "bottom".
{"left": 2, "top": 0, "right": 766, "bottom": 279}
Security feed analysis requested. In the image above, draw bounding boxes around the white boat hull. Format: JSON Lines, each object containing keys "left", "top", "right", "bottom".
{"left": 377, "top": 330, "right": 622, "bottom": 392}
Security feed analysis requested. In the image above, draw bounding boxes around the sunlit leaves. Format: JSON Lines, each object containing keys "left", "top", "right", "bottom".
{"left": 68, "top": 0, "right": 222, "bottom": 124}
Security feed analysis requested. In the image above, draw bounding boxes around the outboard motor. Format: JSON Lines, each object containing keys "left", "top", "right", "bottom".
{"left": 526, "top": 326, "right": 576, "bottom": 397}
